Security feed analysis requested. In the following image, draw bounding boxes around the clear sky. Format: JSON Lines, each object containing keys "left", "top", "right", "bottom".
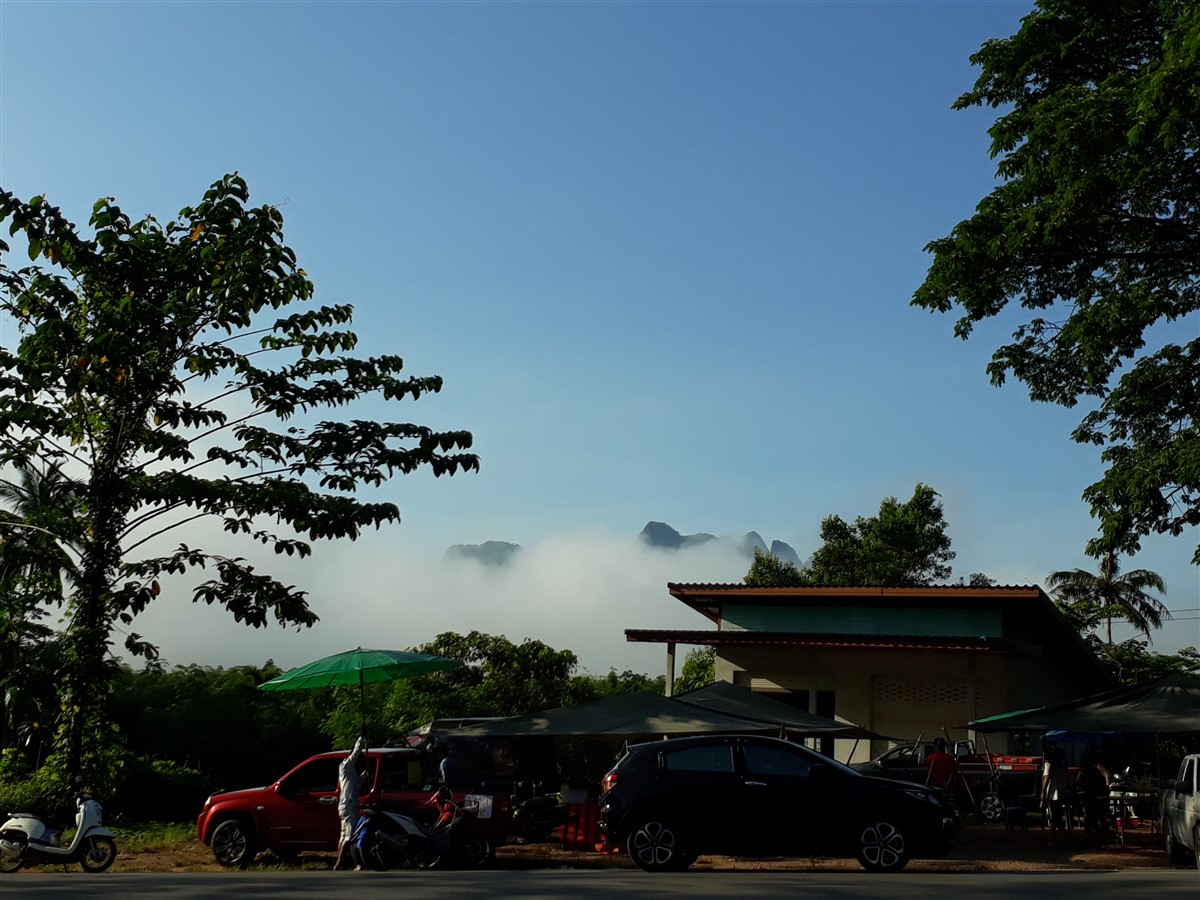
{"left": 1, "top": 1, "right": 1196, "bottom": 677}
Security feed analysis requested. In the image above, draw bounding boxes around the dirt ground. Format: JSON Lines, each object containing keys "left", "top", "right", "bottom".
{"left": 20, "top": 822, "right": 1173, "bottom": 875}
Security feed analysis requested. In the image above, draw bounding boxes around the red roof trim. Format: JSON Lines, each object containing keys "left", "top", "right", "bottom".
{"left": 667, "top": 583, "right": 1043, "bottom": 598}
{"left": 625, "top": 629, "right": 1032, "bottom": 654}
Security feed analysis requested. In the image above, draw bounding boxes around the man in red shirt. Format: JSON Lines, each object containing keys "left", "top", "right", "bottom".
{"left": 925, "top": 738, "right": 959, "bottom": 790}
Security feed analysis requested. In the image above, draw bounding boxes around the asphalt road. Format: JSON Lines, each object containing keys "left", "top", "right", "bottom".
{"left": 5, "top": 869, "right": 1197, "bottom": 898}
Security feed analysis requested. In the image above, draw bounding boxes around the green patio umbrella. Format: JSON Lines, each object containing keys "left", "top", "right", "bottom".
{"left": 258, "top": 647, "right": 462, "bottom": 736}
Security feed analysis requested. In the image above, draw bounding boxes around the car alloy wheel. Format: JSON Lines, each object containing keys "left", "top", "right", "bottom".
{"left": 210, "top": 819, "right": 255, "bottom": 869}
{"left": 856, "top": 819, "right": 911, "bottom": 872}
{"left": 627, "top": 818, "right": 689, "bottom": 872}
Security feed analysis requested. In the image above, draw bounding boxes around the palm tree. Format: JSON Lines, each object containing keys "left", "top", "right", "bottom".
{"left": 0, "top": 462, "right": 82, "bottom": 598}
{"left": 1047, "top": 551, "right": 1169, "bottom": 644}
{"left": 0, "top": 462, "right": 83, "bottom": 756}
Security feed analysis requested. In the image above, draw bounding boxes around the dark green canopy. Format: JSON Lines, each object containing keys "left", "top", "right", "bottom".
{"left": 969, "top": 674, "right": 1200, "bottom": 735}
{"left": 442, "top": 683, "right": 878, "bottom": 739}
{"left": 445, "top": 691, "right": 779, "bottom": 737}
{"left": 676, "top": 681, "right": 881, "bottom": 740}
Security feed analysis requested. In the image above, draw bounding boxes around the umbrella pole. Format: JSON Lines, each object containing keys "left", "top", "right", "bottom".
{"left": 844, "top": 737, "right": 861, "bottom": 766}
{"left": 360, "top": 673, "right": 366, "bottom": 740}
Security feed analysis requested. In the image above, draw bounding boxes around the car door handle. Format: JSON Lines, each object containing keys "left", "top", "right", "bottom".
{"left": 319, "top": 796, "right": 337, "bottom": 804}
{"left": 744, "top": 780, "right": 767, "bottom": 787}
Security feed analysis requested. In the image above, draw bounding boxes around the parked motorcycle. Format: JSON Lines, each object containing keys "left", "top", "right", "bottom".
{"left": 0, "top": 789, "right": 118, "bottom": 873}
{"left": 352, "top": 784, "right": 488, "bottom": 870}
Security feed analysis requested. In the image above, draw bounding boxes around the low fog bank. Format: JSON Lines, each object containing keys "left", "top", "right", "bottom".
{"left": 126, "top": 526, "right": 755, "bottom": 677}
{"left": 113, "top": 519, "right": 1199, "bottom": 676}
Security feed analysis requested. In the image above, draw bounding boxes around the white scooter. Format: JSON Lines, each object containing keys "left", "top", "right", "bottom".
{"left": 0, "top": 789, "right": 118, "bottom": 872}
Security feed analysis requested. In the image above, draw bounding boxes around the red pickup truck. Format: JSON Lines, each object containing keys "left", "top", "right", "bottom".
{"left": 195, "top": 746, "right": 512, "bottom": 868}
{"left": 852, "top": 741, "right": 1043, "bottom": 822}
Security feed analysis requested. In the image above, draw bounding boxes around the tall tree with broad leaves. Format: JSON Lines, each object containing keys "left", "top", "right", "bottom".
{"left": 1047, "top": 551, "right": 1169, "bottom": 644}
{"left": 742, "top": 485, "right": 955, "bottom": 587}
{"left": 0, "top": 175, "right": 479, "bottom": 782}
{"left": 912, "top": 0, "right": 1200, "bottom": 565}
{"left": 807, "top": 484, "right": 955, "bottom": 587}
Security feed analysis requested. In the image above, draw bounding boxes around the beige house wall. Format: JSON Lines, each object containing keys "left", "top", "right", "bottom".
{"left": 714, "top": 646, "right": 1040, "bottom": 764}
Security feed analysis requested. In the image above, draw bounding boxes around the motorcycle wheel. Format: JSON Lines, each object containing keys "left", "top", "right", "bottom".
{"left": 454, "top": 835, "right": 492, "bottom": 868}
{"left": 363, "top": 834, "right": 408, "bottom": 871}
{"left": 0, "top": 855, "right": 22, "bottom": 874}
{"left": 79, "top": 836, "right": 117, "bottom": 873}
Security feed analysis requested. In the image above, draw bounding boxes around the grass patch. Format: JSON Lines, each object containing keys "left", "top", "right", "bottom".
{"left": 110, "top": 821, "right": 197, "bottom": 851}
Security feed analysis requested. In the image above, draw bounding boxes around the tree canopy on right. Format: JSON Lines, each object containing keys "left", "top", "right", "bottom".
{"left": 912, "top": 0, "right": 1199, "bottom": 564}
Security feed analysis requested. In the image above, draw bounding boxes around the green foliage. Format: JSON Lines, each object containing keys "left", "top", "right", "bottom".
{"left": 0, "top": 776, "right": 54, "bottom": 819}
{"left": 808, "top": 484, "right": 954, "bottom": 586}
{"left": 675, "top": 646, "right": 715, "bottom": 694}
{"left": 114, "top": 756, "right": 211, "bottom": 822}
{"left": 745, "top": 484, "right": 956, "bottom": 587}
{"left": 912, "top": 0, "right": 1200, "bottom": 563}
{"left": 0, "top": 174, "right": 478, "bottom": 779}
{"left": 108, "top": 662, "right": 329, "bottom": 790}
{"left": 574, "top": 668, "right": 665, "bottom": 699}
{"left": 1048, "top": 550, "right": 1169, "bottom": 642}
{"left": 382, "top": 632, "right": 586, "bottom": 738}
{"left": 1089, "top": 638, "right": 1200, "bottom": 685}
{"left": 744, "top": 547, "right": 809, "bottom": 586}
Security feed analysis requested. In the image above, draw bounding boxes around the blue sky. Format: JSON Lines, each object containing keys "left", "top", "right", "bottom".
{"left": 2, "top": 1, "right": 1196, "bottom": 675}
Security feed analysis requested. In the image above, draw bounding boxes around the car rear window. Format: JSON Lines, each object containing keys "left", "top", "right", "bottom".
{"left": 380, "top": 753, "right": 425, "bottom": 790}
{"left": 661, "top": 744, "right": 734, "bottom": 773}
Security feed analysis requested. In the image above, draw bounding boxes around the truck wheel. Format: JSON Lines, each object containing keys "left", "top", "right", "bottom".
{"left": 210, "top": 818, "right": 257, "bottom": 869}
{"left": 1165, "top": 827, "right": 1192, "bottom": 864}
{"left": 978, "top": 792, "right": 1005, "bottom": 824}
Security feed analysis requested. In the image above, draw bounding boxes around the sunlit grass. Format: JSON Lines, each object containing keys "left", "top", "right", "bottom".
{"left": 110, "top": 821, "right": 196, "bottom": 851}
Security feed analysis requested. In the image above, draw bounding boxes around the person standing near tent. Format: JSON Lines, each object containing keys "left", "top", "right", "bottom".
{"left": 1075, "top": 751, "right": 1111, "bottom": 836}
{"left": 334, "top": 736, "right": 367, "bottom": 870}
{"left": 925, "top": 738, "right": 959, "bottom": 790}
{"left": 1041, "top": 743, "right": 1070, "bottom": 844}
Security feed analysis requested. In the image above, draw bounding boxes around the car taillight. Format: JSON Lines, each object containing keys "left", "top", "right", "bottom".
{"left": 601, "top": 772, "right": 617, "bottom": 794}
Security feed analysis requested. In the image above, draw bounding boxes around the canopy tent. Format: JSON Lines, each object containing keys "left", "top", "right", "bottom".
{"left": 969, "top": 674, "right": 1200, "bottom": 735}
{"left": 442, "top": 691, "right": 780, "bottom": 738}
{"left": 675, "top": 681, "right": 882, "bottom": 740}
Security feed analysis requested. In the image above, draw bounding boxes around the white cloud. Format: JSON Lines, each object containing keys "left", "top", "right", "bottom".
{"left": 126, "top": 525, "right": 753, "bottom": 677}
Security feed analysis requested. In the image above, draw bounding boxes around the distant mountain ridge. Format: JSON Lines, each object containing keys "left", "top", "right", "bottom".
{"left": 638, "top": 522, "right": 801, "bottom": 566}
{"left": 443, "top": 540, "right": 522, "bottom": 567}
{"left": 443, "top": 524, "right": 801, "bottom": 568}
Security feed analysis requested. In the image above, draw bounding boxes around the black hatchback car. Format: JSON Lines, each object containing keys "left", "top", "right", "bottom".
{"left": 599, "top": 734, "right": 955, "bottom": 872}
